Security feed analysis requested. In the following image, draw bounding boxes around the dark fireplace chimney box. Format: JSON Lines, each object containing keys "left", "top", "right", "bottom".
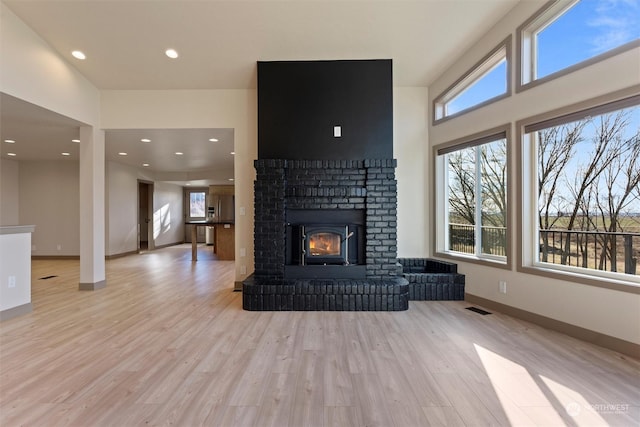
{"left": 243, "top": 60, "right": 408, "bottom": 311}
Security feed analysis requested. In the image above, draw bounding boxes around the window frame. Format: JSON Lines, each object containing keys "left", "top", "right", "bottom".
{"left": 433, "top": 124, "right": 512, "bottom": 269}
{"left": 517, "top": 0, "right": 640, "bottom": 93}
{"left": 433, "top": 36, "right": 512, "bottom": 124}
{"left": 185, "top": 189, "right": 208, "bottom": 221}
{"left": 516, "top": 86, "right": 640, "bottom": 293}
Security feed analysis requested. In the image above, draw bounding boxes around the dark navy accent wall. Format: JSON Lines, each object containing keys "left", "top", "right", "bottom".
{"left": 257, "top": 59, "right": 393, "bottom": 160}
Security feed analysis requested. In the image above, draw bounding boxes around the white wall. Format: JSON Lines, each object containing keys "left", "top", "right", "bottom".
{"left": 0, "top": 158, "right": 19, "bottom": 225}
{"left": 0, "top": 4, "right": 100, "bottom": 126}
{"left": 19, "top": 161, "right": 79, "bottom": 255}
{"left": 106, "top": 161, "right": 139, "bottom": 256}
{"left": 153, "top": 181, "right": 184, "bottom": 248}
{"left": 394, "top": 87, "right": 429, "bottom": 258}
{"left": 106, "top": 161, "right": 186, "bottom": 256}
{"left": 427, "top": 1, "right": 640, "bottom": 344}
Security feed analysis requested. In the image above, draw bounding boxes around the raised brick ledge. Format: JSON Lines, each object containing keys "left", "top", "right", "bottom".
{"left": 398, "top": 258, "right": 465, "bottom": 301}
{"left": 242, "top": 274, "right": 409, "bottom": 311}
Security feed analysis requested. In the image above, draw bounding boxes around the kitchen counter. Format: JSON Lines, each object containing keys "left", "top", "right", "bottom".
{"left": 185, "top": 221, "right": 234, "bottom": 261}
{"left": 0, "top": 225, "right": 35, "bottom": 320}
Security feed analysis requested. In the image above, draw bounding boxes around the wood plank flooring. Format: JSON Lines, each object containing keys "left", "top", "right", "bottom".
{"left": 1, "top": 244, "right": 639, "bottom": 426}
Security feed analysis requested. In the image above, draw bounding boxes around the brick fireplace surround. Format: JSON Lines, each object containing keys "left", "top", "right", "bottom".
{"left": 242, "top": 158, "right": 409, "bottom": 311}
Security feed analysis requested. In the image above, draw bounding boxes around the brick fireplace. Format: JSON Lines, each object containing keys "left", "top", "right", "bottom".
{"left": 242, "top": 59, "right": 408, "bottom": 311}
{"left": 243, "top": 158, "right": 408, "bottom": 310}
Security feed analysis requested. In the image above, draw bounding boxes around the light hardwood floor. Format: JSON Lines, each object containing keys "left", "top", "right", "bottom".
{"left": 1, "top": 244, "right": 638, "bottom": 426}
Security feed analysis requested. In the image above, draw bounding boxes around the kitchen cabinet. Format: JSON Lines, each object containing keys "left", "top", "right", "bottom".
{"left": 214, "top": 223, "right": 235, "bottom": 260}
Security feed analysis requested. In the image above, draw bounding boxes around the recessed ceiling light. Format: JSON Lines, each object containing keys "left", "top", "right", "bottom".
{"left": 4, "top": 139, "right": 15, "bottom": 143}
{"left": 72, "top": 50, "right": 86, "bottom": 60}
{"left": 165, "top": 49, "right": 179, "bottom": 59}
{"left": 142, "top": 163, "right": 150, "bottom": 167}
{"left": 62, "top": 152, "right": 71, "bottom": 156}
{"left": 175, "top": 152, "right": 184, "bottom": 155}
{"left": 228, "top": 178, "right": 235, "bottom": 181}
{"left": 185, "top": 183, "right": 191, "bottom": 186}
{"left": 230, "top": 151, "right": 235, "bottom": 155}
{"left": 72, "top": 139, "right": 80, "bottom": 143}
{"left": 141, "top": 138, "right": 151, "bottom": 143}
{"left": 7, "top": 153, "right": 17, "bottom": 157}
{"left": 118, "top": 152, "right": 128, "bottom": 156}
{"left": 209, "top": 138, "right": 219, "bottom": 142}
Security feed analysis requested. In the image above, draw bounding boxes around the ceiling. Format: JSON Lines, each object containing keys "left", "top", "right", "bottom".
{"left": 1, "top": 0, "right": 521, "bottom": 186}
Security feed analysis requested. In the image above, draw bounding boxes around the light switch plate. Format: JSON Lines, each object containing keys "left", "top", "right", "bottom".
{"left": 333, "top": 126, "right": 341, "bottom": 137}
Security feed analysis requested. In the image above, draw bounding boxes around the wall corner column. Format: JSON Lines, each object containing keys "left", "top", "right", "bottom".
{"left": 79, "top": 126, "right": 106, "bottom": 290}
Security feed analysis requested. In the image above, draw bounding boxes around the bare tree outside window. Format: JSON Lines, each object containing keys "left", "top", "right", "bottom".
{"left": 445, "top": 138, "right": 507, "bottom": 257}
{"left": 534, "top": 107, "right": 640, "bottom": 276}
{"left": 189, "top": 191, "right": 206, "bottom": 218}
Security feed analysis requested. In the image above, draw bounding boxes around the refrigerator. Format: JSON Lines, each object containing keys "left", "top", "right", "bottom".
{"left": 208, "top": 194, "right": 235, "bottom": 223}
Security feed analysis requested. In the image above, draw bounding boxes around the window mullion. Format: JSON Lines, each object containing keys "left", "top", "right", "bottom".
{"left": 474, "top": 146, "right": 483, "bottom": 256}
{"left": 443, "top": 156, "right": 450, "bottom": 252}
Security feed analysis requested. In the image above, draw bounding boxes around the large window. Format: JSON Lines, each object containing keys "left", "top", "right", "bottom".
{"left": 434, "top": 38, "right": 510, "bottom": 122}
{"left": 436, "top": 129, "right": 508, "bottom": 264}
{"left": 519, "top": 0, "right": 640, "bottom": 89}
{"left": 521, "top": 95, "right": 640, "bottom": 284}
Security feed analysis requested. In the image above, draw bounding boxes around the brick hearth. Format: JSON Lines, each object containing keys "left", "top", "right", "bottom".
{"left": 243, "top": 158, "right": 409, "bottom": 311}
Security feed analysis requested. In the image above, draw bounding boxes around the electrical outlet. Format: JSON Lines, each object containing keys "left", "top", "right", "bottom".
{"left": 240, "top": 248, "right": 246, "bottom": 257}
{"left": 239, "top": 207, "right": 246, "bottom": 216}
{"left": 499, "top": 280, "right": 507, "bottom": 294}
{"left": 240, "top": 265, "right": 247, "bottom": 274}
{"left": 31, "top": 244, "right": 36, "bottom": 251}
{"left": 57, "top": 244, "right": 62, "bottom": 251}
{"left": 8, "top": 276, "right": 16, "bottom": 288}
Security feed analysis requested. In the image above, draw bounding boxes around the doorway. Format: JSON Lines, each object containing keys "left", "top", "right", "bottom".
{"left": 138, "top": 181, "right": 154, "bottom": 252}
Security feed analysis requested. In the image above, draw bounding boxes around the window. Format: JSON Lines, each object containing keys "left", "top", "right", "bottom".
{"left": 434, "top": 38, "right": 511, "bottom": 122}
{"left": 187, "top": 190, "right": 206, "bottom": 219}
{"left": 519, "top": 0, "right": 640, "bottom": 89}
{"left": 436, "top": 128, "right": 509, "bottom": 264}
{"left": 521, "top": 94, "right": 640, "bottom": 284}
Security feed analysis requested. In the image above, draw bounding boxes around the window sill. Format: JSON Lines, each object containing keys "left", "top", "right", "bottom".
{"left": 518, "top": 264, "right": 640, "bottom": 294}
{"left": 435, "top": 251, "right": 511, "bottom": 270}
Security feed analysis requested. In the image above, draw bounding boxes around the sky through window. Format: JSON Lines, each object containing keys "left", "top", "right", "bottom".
{"left": 536, "top": 0, "right": 640, "bottom": 79}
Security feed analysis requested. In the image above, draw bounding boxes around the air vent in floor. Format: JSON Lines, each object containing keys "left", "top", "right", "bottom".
{"left": 466, "top": 306, "right": 492, "bottom": 315}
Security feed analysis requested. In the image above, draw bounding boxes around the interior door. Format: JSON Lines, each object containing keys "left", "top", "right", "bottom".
{"left": 138, "top": 181, "right": 154, "bottom": 252}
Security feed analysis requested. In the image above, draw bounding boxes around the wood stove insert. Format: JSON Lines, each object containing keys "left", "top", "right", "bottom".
{"left": 286, "top": 210, "right": 365, "bottom": 278}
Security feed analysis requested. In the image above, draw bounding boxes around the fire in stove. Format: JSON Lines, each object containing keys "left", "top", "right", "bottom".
{"left": 309, "top": 232, "right": 341, "bottom": 256}
{"left": 301, "top": 226, "right": 348, "bottom": 265}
